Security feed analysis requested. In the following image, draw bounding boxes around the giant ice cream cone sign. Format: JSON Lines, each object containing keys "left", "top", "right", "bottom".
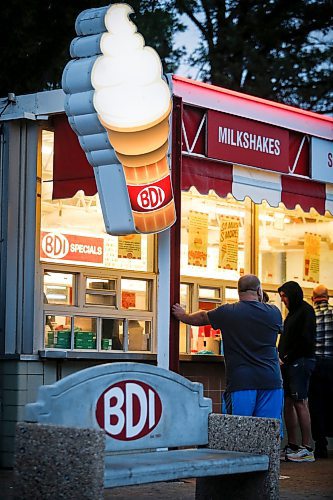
{"left": 62, "top": 3, "right": 176, "bottom": 235}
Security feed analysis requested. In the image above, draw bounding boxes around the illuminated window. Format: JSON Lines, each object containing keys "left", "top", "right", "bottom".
{"left": 85, "top": 278, "right": 117, "bottom": 307}
{"left": 43, "top": 271, "right": 75, "bottom": 305}
{"left": 258, "top": 202, "right": 333, "bottom": 289}
{"left": 40, "top": 129, "right": 154, "bottom": 272}
{"left": 181, "top": 189, "right": 251, "bottom": 280}
{"left": 121, "top": 279, "right": 151, "bottom": 311}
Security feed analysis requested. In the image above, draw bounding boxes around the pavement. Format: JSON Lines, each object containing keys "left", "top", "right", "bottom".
{"left": 1, "top": 452, "right": 332, "bottom": 499}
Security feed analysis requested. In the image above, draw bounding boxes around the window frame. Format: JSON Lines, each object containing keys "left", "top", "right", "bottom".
{"left": 41, "top": 262, "right": 156, "bottom": 353}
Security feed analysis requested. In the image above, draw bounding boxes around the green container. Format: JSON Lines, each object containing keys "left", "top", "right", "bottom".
{"left": 102, "top": 338, "right": 112, "bottom": 350}
{"left": 74, "top": 331, "right": 96, "bottom": 349}
{"left": 75, "top": 331, "right": 94, "bottom": 340}
{"left": 74, "top": 342, "right": 96, "bottom": 349}
{"left": 46, "top": 331, "right": 55, "bottom": 348}
{"left": 55, "top": 330, "right": 71, "bottom": 349}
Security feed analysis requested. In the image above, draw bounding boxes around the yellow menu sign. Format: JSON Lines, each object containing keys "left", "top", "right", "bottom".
{"left": 218, "top": 217, "right": 239, "bottom": 271}
{"left": 188, "top": 211, "right": 208, "bottom": 267}
{"left": 118, "top": 234, "right": 142, "bottom": 259}
{"left": 303, "top": 232, "right": 320, "bottom": 283}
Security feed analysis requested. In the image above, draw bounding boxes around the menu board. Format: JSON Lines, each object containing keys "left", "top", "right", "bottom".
{"left": 303, "top": 232, "right": 320, "bottom": 283}
{"left": 218, "top": 217, "right": 240, "bottom": 271}
{"left": 188, "top": 211, "right": 208, "bottom": 267}
{"left": 118, "top": 234, "right": 142, "bottom": 259}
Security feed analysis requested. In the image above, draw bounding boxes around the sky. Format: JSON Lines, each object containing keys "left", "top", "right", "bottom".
{"left": 173, "top": 14, "right": 204, "bottom": 80}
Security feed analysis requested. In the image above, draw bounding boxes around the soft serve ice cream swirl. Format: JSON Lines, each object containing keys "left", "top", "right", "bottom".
{"left": 91, "top": 3, "right": 171, "bottom": 132}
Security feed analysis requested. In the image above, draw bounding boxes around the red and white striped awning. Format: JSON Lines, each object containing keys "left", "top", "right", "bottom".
{"left": 176, "top": 77, "right": 333, "bottom": 215}
{"left": 182, "top": 155, "right": 331, "bottom": 215}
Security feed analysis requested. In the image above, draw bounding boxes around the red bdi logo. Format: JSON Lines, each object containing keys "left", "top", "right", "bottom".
{"left": 96, "top": 380, "right": 162, "bottom": 440}
{"left": 41, "top": 232, "right": 69, "bottom": 259}
{"left": 137, "top": 186, "right": 165, "bottom": 210}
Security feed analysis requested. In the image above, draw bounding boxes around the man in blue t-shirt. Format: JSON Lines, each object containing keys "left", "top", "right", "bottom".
{"left": 172, "top": 274, "right": 283, "bottom": 422}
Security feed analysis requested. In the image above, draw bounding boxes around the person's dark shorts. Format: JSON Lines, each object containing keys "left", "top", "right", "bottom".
{"left": 281, "top": 357, "right": 316, "bottom": 400}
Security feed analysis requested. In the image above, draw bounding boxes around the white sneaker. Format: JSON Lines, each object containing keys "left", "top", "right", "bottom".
{"left": 286, "top": 446, "right": 315, "bottom": 462}
{"left": 280, "top": 446, "right": 294, "bottom": 461}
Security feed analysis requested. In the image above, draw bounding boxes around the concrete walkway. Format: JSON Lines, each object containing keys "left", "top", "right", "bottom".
{"left": 1, "top": 452, "right": 332, "bottom": 499}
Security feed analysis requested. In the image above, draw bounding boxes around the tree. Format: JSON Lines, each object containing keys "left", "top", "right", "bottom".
{"left": 0, "top": 0, "right": 184, "bottom": 97}
{"left": 174, "top": 0, "right": 333, "bottom": 112}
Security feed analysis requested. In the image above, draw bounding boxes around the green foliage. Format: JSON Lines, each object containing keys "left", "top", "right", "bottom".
{"left": 174, "top": 0, "right": 333, "bottom": 112}
{"left": 0, "top": 0, "right": 184, "bottom": 97}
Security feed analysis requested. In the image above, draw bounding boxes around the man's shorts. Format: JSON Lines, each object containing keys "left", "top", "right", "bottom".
{"left": 281, "top": 357, "right": 316, "bottom": 400}
{"left": 222, "top": 388, "right": 284, "bottom": 422}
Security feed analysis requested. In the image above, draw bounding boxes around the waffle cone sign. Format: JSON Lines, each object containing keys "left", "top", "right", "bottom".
{"left": 62, "top": 3, "right": 176, "bottom": 235}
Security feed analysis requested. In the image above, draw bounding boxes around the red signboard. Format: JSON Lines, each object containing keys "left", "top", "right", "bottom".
{"left": 40, "top": 231, "right": 104, "bottom": 264}
{"left": 96, "top": 380, "right": 163, "bottom": 440}
{"left": 207, "top": 110, "right": 289, "bottom": 172}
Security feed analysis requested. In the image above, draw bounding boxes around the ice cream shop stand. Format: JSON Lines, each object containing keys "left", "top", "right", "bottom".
{"left": 1, "top": 7, "right": 333, "bottom": 468}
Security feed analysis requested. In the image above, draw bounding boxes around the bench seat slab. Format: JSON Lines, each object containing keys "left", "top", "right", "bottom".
{"left": 104, "top": 448, "right": 269, "bottom": 488}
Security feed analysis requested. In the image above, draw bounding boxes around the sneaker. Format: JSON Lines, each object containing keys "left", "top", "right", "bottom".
{"left": 280, "top": 445, "right": 294, "bottom": 461}
{"left": 286, "top": 446, "right": 315, "bottom": 462}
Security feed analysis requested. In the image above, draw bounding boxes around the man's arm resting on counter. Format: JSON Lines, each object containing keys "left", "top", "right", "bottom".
{"left": 172, "top": 303, "right": 210, "bottom": 326}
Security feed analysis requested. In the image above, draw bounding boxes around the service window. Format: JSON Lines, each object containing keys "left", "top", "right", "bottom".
{"left": 42, "top": 269, "right": 154, "bottom": 352}
{"left": 121, "top": 279, "right": 151, "bottom": 311}
{"left": 85, "top": 277, "right": 117, "bottom": 307}
{"left": 74, "top": 316, "right": 97, "bottom": 349}
{"left": 128, "top": 320, "right": 151, "bottom": 352}
{"left": 101, "top": 318, "right": 124, "bottom": 351}
{"left": 198, "top": 286, "right": 221, "bottom": 310}
{"left": 44, "top": 271, "right": 76, "bottom": 305}
{"left": 40, "top": 129, "right": 156, "bottom": 355}
{"left": 225, "top": 287, "right": 238, "bottom": 304}
{"left": 45, "top": 314, "right": 71, "bottom": 348}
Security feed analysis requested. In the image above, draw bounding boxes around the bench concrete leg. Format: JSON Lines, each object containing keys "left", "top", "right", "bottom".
{"left": 204, "top": 414, "right": 280, "bottom": 499}
{"left": 14, "top": 423, "right": 105, "bottom": 500}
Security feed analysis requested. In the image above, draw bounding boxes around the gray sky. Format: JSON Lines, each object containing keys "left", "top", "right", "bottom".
{"left": 173, "top": 14, "right": 203, "bottom": 79}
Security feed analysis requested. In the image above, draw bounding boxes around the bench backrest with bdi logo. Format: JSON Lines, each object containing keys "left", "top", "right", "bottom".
{"left": 24, "top": 362, "right": 212, "bottom": 452}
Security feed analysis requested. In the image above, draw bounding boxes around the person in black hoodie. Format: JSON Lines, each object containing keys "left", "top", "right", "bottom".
{"left": 278, "top": 281, "right": 316, "bottom": 462}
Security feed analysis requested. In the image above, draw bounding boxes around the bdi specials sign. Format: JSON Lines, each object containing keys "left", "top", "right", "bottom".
{"left": 207, "top": 110, "right": 289, "bottom": 172}
{"left": 40, "top": 232, "right": 104, "bottom": 264}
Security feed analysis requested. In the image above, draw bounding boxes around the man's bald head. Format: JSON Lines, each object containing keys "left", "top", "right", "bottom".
{"left": 238, "top": 275, "right": 261, "bottom": 294}
{"left": 312, "top": 284, "right": 329, "bottom": 302}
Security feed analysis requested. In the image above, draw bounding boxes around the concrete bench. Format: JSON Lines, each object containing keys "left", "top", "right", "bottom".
{"left": 14, "top": 362, "right": 280, "bottom": 499}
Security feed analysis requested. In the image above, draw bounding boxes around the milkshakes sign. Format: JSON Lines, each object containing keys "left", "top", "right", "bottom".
{"left": 207, "top": 110, "right": 289, "bottom": 172}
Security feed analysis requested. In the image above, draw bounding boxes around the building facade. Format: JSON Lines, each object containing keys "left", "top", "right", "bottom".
{"left": 0, "top": 76, "right": 332, "bottom": 467}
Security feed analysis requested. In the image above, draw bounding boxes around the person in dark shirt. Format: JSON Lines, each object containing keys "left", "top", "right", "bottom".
{"left": 308, "top": 284, "right": 333, "bottom": 458}
{"left": 172, "top": 274, "right": 283, "bottom": 427}
{"left": 278, "top": 281, "right": 316, "bottom": 462}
